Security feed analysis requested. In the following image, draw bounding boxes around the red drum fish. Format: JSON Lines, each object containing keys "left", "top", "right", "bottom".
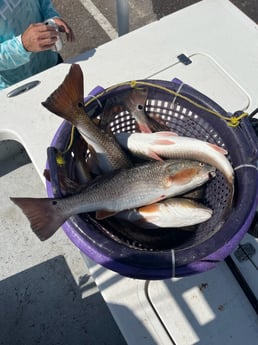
{"left": 122, "top": 87, "right": 152, "bottom": 133}
{"left": 115, "top": 131, "right": 234, "bottom": 185}
{"left": 122, "top": 87, "right": 168, "bottom": 132}
{"left": 116, "top": 198, "right": 213, "bottom": 229}
{"left": 42, "top": 64, "right": 132, "bottom": 173}
{"left": 10, "top": 159, "right": 215, "bottom": 241}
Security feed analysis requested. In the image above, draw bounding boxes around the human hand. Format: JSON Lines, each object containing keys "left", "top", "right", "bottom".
{"left": 53, "top": 18, "right": 75, "bottom": 42}
{"left": 21, "top": 23, "right": 59, "bottom": 52}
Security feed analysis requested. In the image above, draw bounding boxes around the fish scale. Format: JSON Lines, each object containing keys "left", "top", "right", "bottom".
{"left": 41, "top": 64, "right": 132, "bottom": 174}
{"left": 10, "top": 159, "right": 215, "bottom": 241}
{"left": 62, "top": 160, "right": 183, "bottom": 214}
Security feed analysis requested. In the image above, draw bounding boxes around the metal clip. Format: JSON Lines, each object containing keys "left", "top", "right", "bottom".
{"left": 177, "top": 54, "right": 192, "bottom": 65}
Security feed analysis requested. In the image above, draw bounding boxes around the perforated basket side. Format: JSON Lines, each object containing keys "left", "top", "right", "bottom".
{"left": 46, "top": 79, "right": 258, "bottom": 278}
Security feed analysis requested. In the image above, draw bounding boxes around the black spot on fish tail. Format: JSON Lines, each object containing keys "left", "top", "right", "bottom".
{"left": 41, "top": 64, "right": 84, "bottom": 124}
{"left": 10, "top": 197, "right": 69, "bottom": 241}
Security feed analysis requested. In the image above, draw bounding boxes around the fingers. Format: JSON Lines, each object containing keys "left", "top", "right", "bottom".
{"left": 53, "top": 18, "right": 75, "bottom": 42}
{"left": 21, "top": 19, "right": 75, "bottom": 53}
{"left": 21, "top": 23, "right": 59, "bottom": 52}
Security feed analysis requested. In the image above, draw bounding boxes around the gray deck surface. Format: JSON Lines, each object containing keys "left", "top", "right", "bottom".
{"left": 0, "top": 141, "right": 126, "bottom": 345}
{"left": 52, "top": 0, "right": 258, "bottom": 62}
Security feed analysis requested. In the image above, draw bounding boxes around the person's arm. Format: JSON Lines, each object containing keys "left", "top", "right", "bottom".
{"left": 40, "top": 0, "right": 61, "bottom": 20}
{"left": 0, "top": 36, "right": 31, "bottom": 71}
{"left": 0, "top": 22, "right": 59, "bottom": 71}
{"left": 0, "top": 1, "right": 59, "bottom": 71}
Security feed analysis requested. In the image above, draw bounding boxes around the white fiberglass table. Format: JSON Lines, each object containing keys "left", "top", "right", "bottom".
{"left": 1, "top": 1, "right": 257, "bottom": 344}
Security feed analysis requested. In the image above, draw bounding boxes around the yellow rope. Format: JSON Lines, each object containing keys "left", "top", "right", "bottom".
{"left": 58, "top": 80, "right": 248, "bottom": 165}
{"left": 84, "top": 80, "right": 249, "bottom": 127}
{"left": 227, "top": 112, "right": 249, "bottom": 127}
{"left": 55, "top": 125, "right": 76, "bottom": 165}
{"left": 55, "top": 151, "right": 65, "bottom": 165}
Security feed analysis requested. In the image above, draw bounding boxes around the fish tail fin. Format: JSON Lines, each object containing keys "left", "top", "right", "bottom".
{"left": 10, "top": 197, "right": 68, "bottom": 241}
{"left": 41, "top": 64, "right": 84, "bottom": 123}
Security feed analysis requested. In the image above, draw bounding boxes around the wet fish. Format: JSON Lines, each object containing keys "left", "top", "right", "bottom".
{"left": 116, "top": 198, "right": 213, "bottom": 229}
{"left": 115, "top": 131, "right": 234, "bottom": 185}
{"left": 42, "top": 64, "right": 132, "bottom": 173}
{"left": 10, "top": 159, "right": 215, "bottom": 241}
{"left": 70, "top": 129, "right": 92, "bottom": 184}
{"left": 122, "top": 87, "right": 151, "bottom": 132}
{"left": 122, "top": 87, "right": 167, "bottom": 133}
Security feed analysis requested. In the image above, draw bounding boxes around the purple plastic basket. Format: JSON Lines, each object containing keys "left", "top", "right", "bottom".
{"left": 46, "top": 79, "right": 258, "bottom": 279}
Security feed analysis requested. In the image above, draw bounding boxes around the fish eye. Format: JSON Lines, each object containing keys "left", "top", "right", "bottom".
{"left": 199, "top": 162, "right": 204, "bottom": 167}
{"left": 137, "top": 104, "right": 143, "bottom": 110}
{"left": 78, "top": 102, "right": 83, "bottom": 108}
{"left": 52, "top": 200, "right": 57, "bottom": 205}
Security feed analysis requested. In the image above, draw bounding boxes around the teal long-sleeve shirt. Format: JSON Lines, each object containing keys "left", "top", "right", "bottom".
{"left": 0, "top": 0, "right": 61, "bottom": 90}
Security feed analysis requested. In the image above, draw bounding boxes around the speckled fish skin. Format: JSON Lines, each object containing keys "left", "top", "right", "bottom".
{"left": 116, "top": 198, "right": 213, "bottom": 229}
{"left": 41, "top": 64, "right": 132, "bottom": 173}
{"left": 10, "top": 159, "right": 215, "bottom": 241}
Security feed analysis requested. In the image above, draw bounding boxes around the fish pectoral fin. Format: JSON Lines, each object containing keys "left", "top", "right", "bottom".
{"left": 151, "top": 131, "right": 177, "bottom": 145}
{"left": 146, "top": 149, "right": 163, "bottom": 161}
{"left": 60, "top": 175, "right": 84, "bottom": 194}
{"left": 208, "top": 142, "right": 228, "bottom": 155}
{"left": 154, "top": 131, "right": 178, "bottom": 137}
{"left": 138, "top": 123, "right": 152, "bottom": 133}
{"left": 152, "top": 139, "right": 175, "bottom": 145}
{"left": 95, "top": 210, "right": 117, "bottom": 220}
{"left": 157, "top": 131, "right": 178, "bottom": 135}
